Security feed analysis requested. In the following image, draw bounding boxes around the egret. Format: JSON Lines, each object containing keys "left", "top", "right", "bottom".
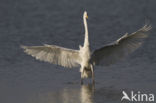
{"left": 21, "top": 11, "right": 151, "bottom": 84}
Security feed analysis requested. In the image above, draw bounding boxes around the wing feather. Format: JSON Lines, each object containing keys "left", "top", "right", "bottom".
{"left": 21, "top": 44, "right": 81, "bottom": 68}
{"left": 91, "top": 25, "right": 152, "bottom": 66}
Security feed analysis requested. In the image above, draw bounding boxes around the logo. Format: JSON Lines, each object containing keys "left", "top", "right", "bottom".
{"left": 121, "top": 91, "right": 155, "bottom": 102}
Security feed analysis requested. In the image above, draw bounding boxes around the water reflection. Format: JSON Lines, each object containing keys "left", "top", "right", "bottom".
{"left": 59, "top": 84, "right": 94, "bottom": 103}
{"left": 80, "top": 84, "right": 94, "bottom": 103}
{"left": 28, "top": 84, "right": 94, "bottom": 103}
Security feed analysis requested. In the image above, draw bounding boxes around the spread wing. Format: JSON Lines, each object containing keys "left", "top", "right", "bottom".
{"left": 91, "top": 25, "right": 152, "bottom": 66}
{"left": 21, "top": 44, "right": 81, "bottom": 68}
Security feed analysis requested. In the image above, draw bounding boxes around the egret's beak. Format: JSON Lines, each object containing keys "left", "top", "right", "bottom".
{"left": 86, "top": 15, "right": 88, "bottom": 19}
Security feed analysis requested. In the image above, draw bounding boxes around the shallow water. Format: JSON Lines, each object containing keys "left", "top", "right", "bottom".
{"left": 0, "top": 0, "right": 156, "bottom": 103}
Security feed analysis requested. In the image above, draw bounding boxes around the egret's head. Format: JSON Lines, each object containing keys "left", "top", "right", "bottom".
{"left": 83, "top": 11, "right": 88, "bottom": 19}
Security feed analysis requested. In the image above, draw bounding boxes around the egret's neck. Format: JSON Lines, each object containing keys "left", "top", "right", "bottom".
{"left": 83, "top": 17, "right": 89, "bottom": 47}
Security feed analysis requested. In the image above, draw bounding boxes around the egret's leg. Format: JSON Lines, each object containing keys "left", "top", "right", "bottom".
{"left": 91, "top": 65, "right": 95, "bottom": 84}
{"left": 81, "top": 70, "right": 84, "bottom": 85}
{"left": 81, "top": 77, "right": 83, "bottom": 85}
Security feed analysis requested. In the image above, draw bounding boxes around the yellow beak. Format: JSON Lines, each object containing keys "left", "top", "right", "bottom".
{"left": 86, "top": 15, "right": 88, "bottom": 19}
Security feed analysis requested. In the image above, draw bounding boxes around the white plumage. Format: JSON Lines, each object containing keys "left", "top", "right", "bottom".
{"left": 22, "top": 44, "right": 81, "bottom": 68}
{"left": 21, "top": 11, "right": 151, "bottom": 84}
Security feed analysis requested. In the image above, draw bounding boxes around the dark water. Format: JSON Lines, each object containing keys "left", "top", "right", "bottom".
{"left": 0, "top": 0, "right": 156, "bottom": 103}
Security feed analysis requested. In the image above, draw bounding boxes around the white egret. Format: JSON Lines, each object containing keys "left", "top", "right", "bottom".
{"left": 21, "top": 11, "right": 151, "bottom": 84}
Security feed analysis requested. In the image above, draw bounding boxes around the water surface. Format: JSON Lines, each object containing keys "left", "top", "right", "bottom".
{"left": 0, "top": 0, "right": 156, "bottom": 103}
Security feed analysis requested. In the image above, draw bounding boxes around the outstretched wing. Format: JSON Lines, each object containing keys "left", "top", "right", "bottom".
{"left": 21, "top": 44, "right": 81, "bottom": 68}
{"left": 91, "top": 25, "right": 152, "bottom": 66}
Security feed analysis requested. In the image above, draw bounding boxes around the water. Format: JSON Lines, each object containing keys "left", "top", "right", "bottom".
{"left": 0, "top": 0, "right": 156, "bottom": 103}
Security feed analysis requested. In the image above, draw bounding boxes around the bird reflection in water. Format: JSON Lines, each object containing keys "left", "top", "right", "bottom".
{"left": 28, "top": 84, "right": 95, "bottom": 103}
{"left": 61, "top": 84, "right": 94, "bottom": 103}
{"left": 80, "top": 84, "right": 95, "bottom": 103}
